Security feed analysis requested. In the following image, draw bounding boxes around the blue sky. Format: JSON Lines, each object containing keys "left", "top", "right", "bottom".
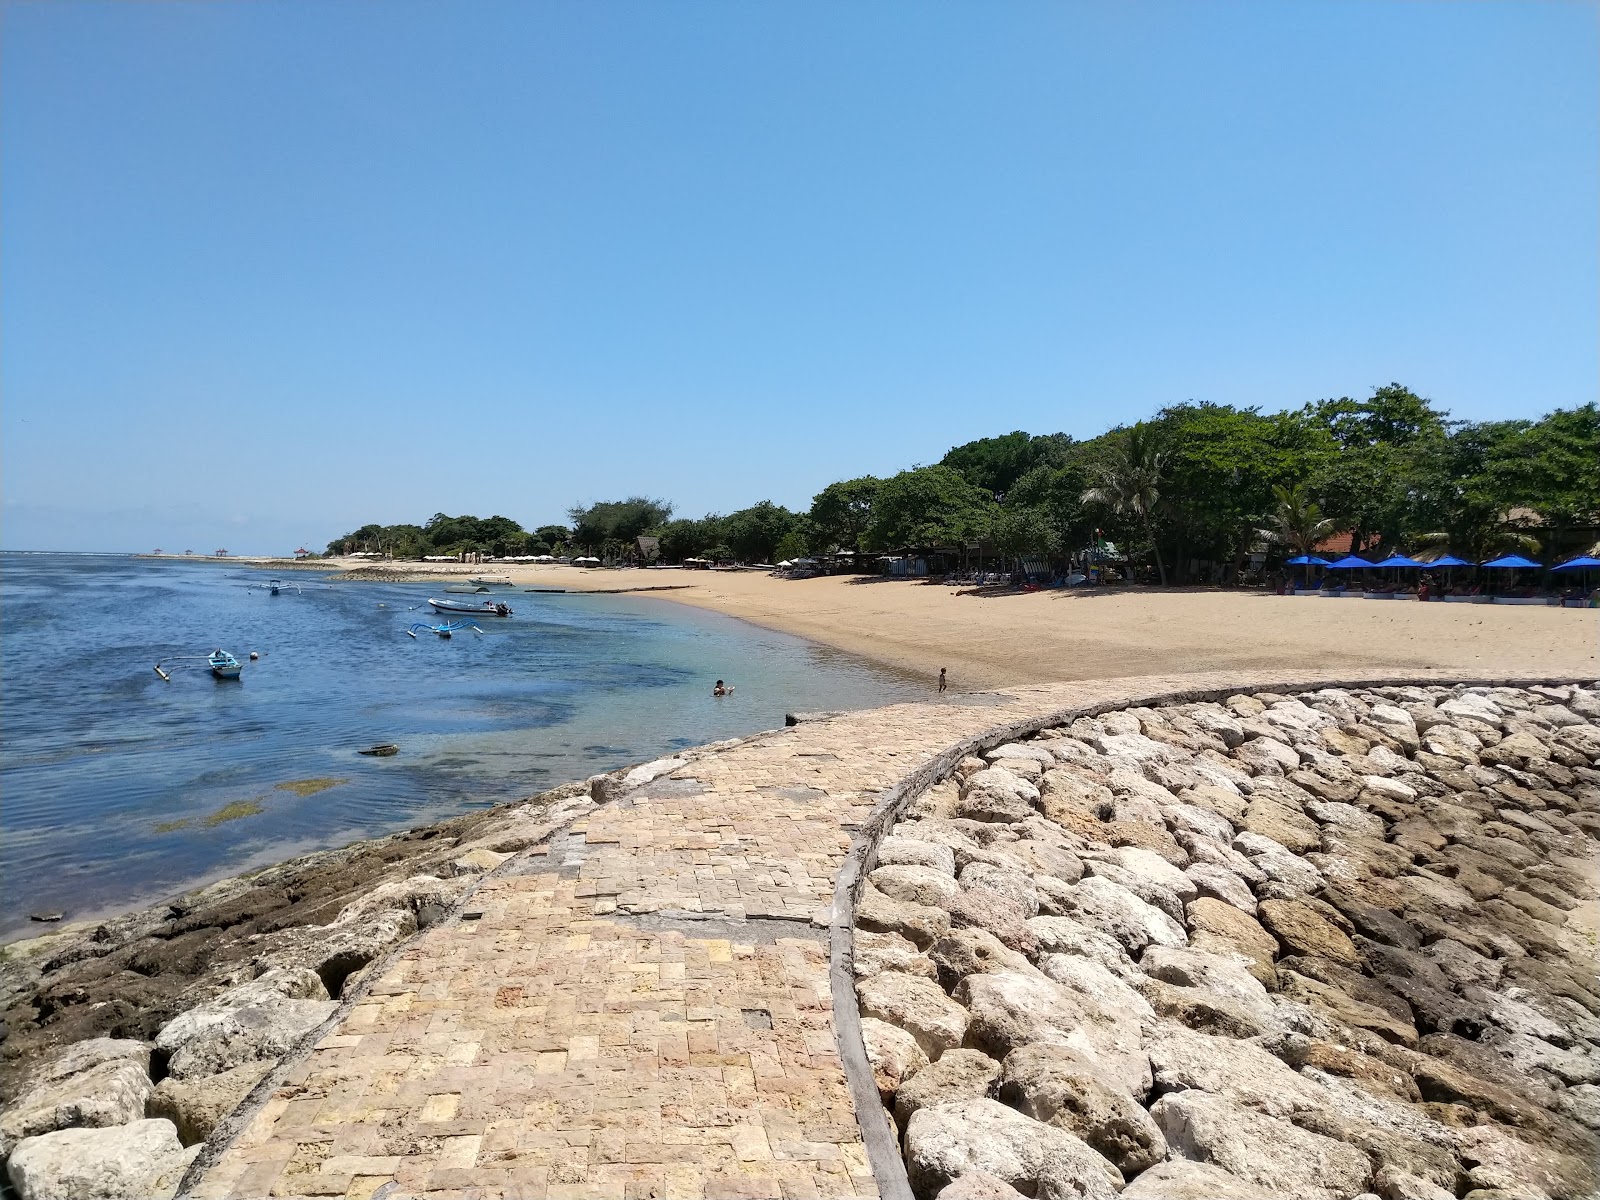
{"left": 3, "top": 1, "right": 1595, "bottom": 553}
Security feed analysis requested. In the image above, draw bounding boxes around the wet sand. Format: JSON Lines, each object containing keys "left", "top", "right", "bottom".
{"left": 305, "top": 559, "right": 1598, "bottom": 689}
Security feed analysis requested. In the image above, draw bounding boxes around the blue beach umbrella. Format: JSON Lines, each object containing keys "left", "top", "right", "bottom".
{"left": 1326, "top": 556, "right": 1374, "bottom": 569}
{"left": 1426, "top": 555, "right": 1474, "bottom": 568}
{"left": 1482, "top": 555, "right": 1541, "bottom": 569}
{"left": 1552, "top": 556, "right": 1600, "bottom": 571}
{"left": 1373, "top": 556, "right": 1424, "bottom": 569}
{"left": 1286, "top": 555, "right": 1331, "bottom": 565}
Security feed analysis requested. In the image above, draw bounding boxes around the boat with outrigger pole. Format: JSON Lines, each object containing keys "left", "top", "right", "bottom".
{"left": 154, "top": 649, "right": 250, "bottom": 681}
{"left": 428, "top": 597, "right": 513, "bottom": 617}
{"left": 247, "top": 578, "right": 301, "bottom": 596}
{"left": 407, "top": 620, "right": 484, "bottom": 640}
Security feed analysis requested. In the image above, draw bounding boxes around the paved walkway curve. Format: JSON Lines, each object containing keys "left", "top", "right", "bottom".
{"left": 184, "top": 671, "right": 1586, "bottom": 1200}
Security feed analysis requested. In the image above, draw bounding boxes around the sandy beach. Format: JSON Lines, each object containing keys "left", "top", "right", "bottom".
{"left": 298, "top": 558, "right": 1597, "bottom": 688}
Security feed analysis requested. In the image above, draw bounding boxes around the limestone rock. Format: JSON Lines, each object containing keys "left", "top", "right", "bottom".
{"left": 949, "top": 888, "right": 1040, "bottom": 957}
{"left": 894, "top": 1048, "right": 1002, "bottom": 1128}
{"left": 1120, "top": 1160, "right": 1275, "bottom": 1199}
{"left": 0, "top": 1039, "right": 153, "bottom": 1156}
{"left": 157, "top": 995, "right": 337, "bottom": 1080}
{"left": 1183, "top": 862, "right": 1256, "bottom": 913}
{"left": 1139, "top": 944, "right": 1272, "bottom": 1012}
{"left": 450, "top": 845, "right": 509, "bottom": 875}
{"left": 934, "top": 1171, "right": 1026, "bottom": 1200}
{"left": 872, "top": 864, "right": 963, "bottom": 908}
{"left": 960, "top": 768, "right": 1040, "bottom": 823}
{"left": 1050, "top": 876, "right": 1187, "bottom": 955}
{"left": 1149, "top": 1090, "right": 1373, "bottom": 1200}
{"left": 931, "top": 927, "right": 1038, "bottom": 989}
{"left": 999, "top": 1043, "right": 1166, "bottom": 1175}
{"left": 1258, "top": 898, "right": 1360, "bottom": 966}
{"left": 1145, "top": 1025, "right": 1323, "bottom": 1117}
{"left": 857, "top": 971, "right": 970, "bottom": 1060}
{"left": 858, "top": 882, "right": 951, "bottom": 949}
{"left": 1037, "top": 954, "right": 1153, "bottom": 1022}
{"left": 956, "top": 971, "right": 1151, "bottom": 1097}
{"left": 1185, "top": 897, "right": 1278, "bottom": 984}
{"left": 904, "top": 1098, "right": 1122, "bottom": 1200}
{"left": 855, "top": 929, "right": 939, "bottom": 980}
{"left": 6, "top": 1119, "right": 200, "bottom": 1200}
{"left": 960, "top": 862, "right": 1041, "bottom": 916}
{"left": 146, "top": 1059, "right": 275, "bottom": 1146}
{"left": 1025, "top": 916, "right": 1136, "bottom": 978}
{"left": 861, "top": 1017, "right": 929, "bottom": 1101}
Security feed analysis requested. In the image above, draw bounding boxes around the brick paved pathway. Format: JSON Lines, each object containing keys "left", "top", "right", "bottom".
{"left": 184, "top": 671, "right": 1552, "bottom": 1200}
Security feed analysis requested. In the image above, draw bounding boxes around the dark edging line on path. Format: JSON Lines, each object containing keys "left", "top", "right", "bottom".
{"left": 826, "top": 670, "right": 1599, "bottom": 1200}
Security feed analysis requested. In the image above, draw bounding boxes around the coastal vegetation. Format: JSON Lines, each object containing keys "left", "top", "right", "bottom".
{"left": 326, "top": 386, "right": 1599, "bottom": 577}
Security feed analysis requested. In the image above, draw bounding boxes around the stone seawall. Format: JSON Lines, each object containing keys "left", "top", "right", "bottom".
{"left": 0, "top": 672, "right": 1592, "bottom": 1200}
{"left": 845, "top": 681, "right": 1600, "bottom": 1200}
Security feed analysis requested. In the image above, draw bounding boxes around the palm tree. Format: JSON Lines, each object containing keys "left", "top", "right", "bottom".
{"left": 1082, "top": 423, "right": 1167, "bottom": 585}
{"left": 1414, "top": 511, "right": 1541, "bottom": 563}
{"left": 1269, "top": 483, "right": 1336, "bottom": 557}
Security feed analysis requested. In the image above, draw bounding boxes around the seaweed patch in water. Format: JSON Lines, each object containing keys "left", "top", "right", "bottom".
{"left": 154, "top": 819, "right": 190, "bottom": 833}
{"left": 274, "top": 777, "right": 348, "bottom": 797}
{"left": 202, "top": 800, "right": 264, "bottom": 827}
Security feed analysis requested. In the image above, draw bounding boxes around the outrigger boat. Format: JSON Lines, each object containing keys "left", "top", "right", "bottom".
{"left": 154, "top": 649, "right": 244, "bottom": 681}
{"left": 407, "top": 620, "right": 484, "bottom": 639}
{"left": 428, "top": 597, "right": 512, "bottom": 617}
{"left": 247, "top": 578, "right": 301, "bottom": 596}
{"left": 468, "top": 575, "right": 512, "bottom": 587}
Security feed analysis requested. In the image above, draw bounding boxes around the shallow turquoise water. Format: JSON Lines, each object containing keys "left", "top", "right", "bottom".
{"left": 0, "top": 554, "right": 920, "bottom": 937}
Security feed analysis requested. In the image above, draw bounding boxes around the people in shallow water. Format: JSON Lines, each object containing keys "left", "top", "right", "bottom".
{"left": 713, "top": 679, "right": 733, "bottom": 697}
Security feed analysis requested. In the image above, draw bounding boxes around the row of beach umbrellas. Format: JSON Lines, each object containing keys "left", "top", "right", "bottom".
{"left": 1285, "top": 553, "right": 1600, "bottom": 571}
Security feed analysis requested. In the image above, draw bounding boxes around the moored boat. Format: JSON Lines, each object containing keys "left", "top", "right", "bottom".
{"left": 208, "top": 650, "right": 243, "bottom": 679}
{"left": 428, "top": 598, "right": 512, "bottom": 617}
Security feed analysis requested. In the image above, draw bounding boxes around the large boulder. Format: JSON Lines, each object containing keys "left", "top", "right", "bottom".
{"left": 956, "top": 971, "right": 1151, "bottom": 1097}
{"left": 0, "top": 1038, "right": 152, "bottom": 1155}
{"left": 1184, "top": 898, "right": 1278, "bottom": 985}
{"left": 894, "top": 1048, "right": 1003, "bottom": 1129}
{"left": 1025, "top": 916, "right": 1137, "bottom": 978}
{"left": 931, "top": 927, "right": 1039, "bottom": 989}
{"left": 854, "top": 929, "right": 939, "bottom": 980}
{"left": 1144, "top": 1025, "right": 1323, "bottom": 1118}
{"left": 861, "top": 1017, "right": 928, "bottom": 1101}
{"left": 904, "top": 1098, "right": 1122, "bottom": 1200}
{"left": 1049, "top": 876, "right": 1186, "bottom": 956}
{"left": 1119, "top": 1160, "right": 1276, "bottom": 1199}
{"left": 1149, "top": 1090, "right": 1372, "bottom": 1200}
{"left": 6, "top": 1119, "right": 200, "bottom": 1200}
{"left": 1257, "top": 898, "right": 1360, "bottom": 966}
{"left": 879, "top": 836, "right": 958, "bottom": 876}
{"left": 156, "top": 994, "right": 336, "bottom": 1081}
{"left": 999, "top": 1043, "right": 1166, "bottom": 1176}
{"left": 856, "top": 971, "right": 970, "bottom": 1060}
{"left": 871, "top": 864, "right": 963, "bottom": 908}
{"left": 858, "top": 882, "right": 952, "bottom": 949}
{"left": 959, "top": 768, "right": 1040, "bottom": 824}
{"left": 146, "top": 1059, "right": 275, "bottom": 1146}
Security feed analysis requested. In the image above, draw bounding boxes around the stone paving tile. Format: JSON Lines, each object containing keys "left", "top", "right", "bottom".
{"left": 187, "top": 670, "right": 1550, "bottom": 1200}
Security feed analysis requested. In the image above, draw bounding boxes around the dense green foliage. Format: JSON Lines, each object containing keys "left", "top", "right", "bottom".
{"left": 330, "top": 387, "right": 1598, "bottom": 578}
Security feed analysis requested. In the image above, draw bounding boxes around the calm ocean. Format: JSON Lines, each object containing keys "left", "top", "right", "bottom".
{"left": 0, "top": 554, "right": 921, "bottom": 939}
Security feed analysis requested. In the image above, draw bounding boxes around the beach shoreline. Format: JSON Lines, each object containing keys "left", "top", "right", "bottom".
{"left": 228, "top": 555, "right": 1598, "bottom": 688}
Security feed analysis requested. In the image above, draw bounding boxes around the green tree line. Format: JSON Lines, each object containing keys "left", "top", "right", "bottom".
{"left": 329, "top": 386, "right": 1598, "bottom": 579}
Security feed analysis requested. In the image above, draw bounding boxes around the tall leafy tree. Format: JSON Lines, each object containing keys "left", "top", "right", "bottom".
{"left": 865, "top": 466, "right": 995, "bottom": 550}
{"left": 1081, "top": 422, "right": 1168, "bottom": 585}
{"left": 941, "top": 432, "right": 1072, "bottom": 497}
{"left": 808, "top": 477, "right": 881, "bottom": 552}
{"left": 1268, "top": 483, "right": 1336, "bottom": 556}
{"left": 723, "top": 501, "right": 797, "bottom": 564}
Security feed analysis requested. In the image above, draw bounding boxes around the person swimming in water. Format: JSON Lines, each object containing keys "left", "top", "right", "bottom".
{"left": 713, "top": 679, "right": 729, "bottom": 696}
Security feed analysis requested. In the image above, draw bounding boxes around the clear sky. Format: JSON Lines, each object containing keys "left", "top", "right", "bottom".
{"left": 3, "top": 1, "right": 1595, "bottom": 554}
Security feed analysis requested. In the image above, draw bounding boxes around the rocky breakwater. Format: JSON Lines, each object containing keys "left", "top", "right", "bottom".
{"left": 0, "top": 776, "right": 602, "bottom": 1200}
{"left": 851, "top": 682, "right": 1600, "bottom": 1200}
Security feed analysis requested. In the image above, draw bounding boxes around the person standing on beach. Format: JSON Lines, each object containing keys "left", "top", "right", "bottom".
{"left": 938, "top": 668, "right": 947, "bottom": 694}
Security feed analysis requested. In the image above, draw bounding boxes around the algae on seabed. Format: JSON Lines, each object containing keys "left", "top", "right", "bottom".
{"left": 274, "top": 777, "right": 347, "bottom": 797}
{"left": 202, "top": 800, "right": 265, "bottom": 827}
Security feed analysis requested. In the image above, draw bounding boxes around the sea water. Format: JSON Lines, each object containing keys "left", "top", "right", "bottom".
{"left": 0, "top": 554, "right": 921, "bottom": 938}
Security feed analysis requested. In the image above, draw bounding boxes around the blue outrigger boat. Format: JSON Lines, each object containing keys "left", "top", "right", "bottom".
{"left": 407, "top": 620, "right": 484, "bottom": 640}
{"left": 155, "top": 649, "right": 244, "bottom": 681}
